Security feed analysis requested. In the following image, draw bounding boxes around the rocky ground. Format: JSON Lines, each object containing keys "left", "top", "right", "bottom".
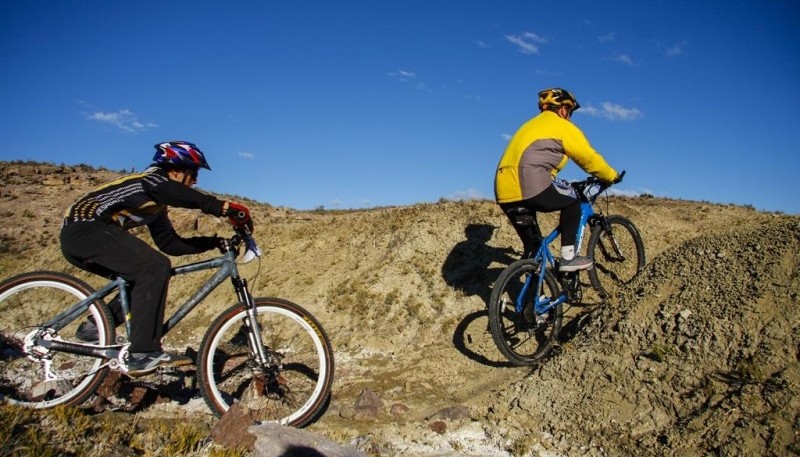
{"left": 1, "top": 161, "right": 799, "bottom": 456}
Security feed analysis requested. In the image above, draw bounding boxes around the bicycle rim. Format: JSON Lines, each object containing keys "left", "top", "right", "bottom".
{"left": 588, "top": 216, "right": 646, "bottom": 299}
{"left": 489, "top": 260, "right": 562, "bottom": 366}
{"left": 198, "top": 298, "right": 334, "bottom": 427}
{"left": 0, "top": 272, "right": 113, "bottom": 408}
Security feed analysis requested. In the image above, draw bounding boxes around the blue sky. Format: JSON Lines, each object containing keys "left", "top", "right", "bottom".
{"left": 1, "top": 1, "right": 799, "bottom": 213}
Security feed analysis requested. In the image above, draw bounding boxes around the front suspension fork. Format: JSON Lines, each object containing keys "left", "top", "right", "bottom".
{"left": 232, "top": 277, "right": 271, "bottom": 367}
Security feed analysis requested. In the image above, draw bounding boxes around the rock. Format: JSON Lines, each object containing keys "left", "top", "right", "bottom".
{"left": 211, "top": 402, "right": 257, "bottom": 451}
{"left": 95, "top": 370, "right": 123, "bottom": 399}
{"left": 389, "top": 402, "right": 410, "bottom": 417}
{"left": 353, "top": 388, "right": 383, "bottom": 420}
{"left": 250, "top": 422, "right": 365, "bottom": 457}
{"left": 428, "top": 420, "right": 446, "bottom": 434}
{"left": 427, "top": 405, "right": 470, "bottom": 421}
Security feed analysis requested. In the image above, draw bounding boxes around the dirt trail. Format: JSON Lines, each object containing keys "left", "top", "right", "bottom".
{"left": 2, "top": 161, "right": 799, "bottom": 456}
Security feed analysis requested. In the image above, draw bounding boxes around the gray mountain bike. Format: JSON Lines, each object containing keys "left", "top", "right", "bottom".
{"left": 0, "top": 226, "right": 334, "bottom": 427}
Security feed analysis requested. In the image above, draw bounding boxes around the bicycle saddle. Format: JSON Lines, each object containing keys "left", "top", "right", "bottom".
{"left": 505, "top": 207, "right": 536, "bottom": 227}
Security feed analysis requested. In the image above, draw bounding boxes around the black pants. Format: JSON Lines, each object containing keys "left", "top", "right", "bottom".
{"left": 499, "top": 184, "right": 581, "bottom": 257}
{"left": 60, "top": 221, "right": 171, "bottom": 353}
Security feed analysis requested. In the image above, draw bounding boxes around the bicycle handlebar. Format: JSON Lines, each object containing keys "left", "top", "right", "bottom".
{"left": 229, "top": 226, "right": 262, "bottom": 263}
{"left": 573, "top": 170, "right": 626, "bottom": 203}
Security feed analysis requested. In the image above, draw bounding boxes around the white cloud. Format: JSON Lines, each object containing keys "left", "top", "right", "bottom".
{"left": 237, "top": 151, "right": 255, "bottom": 159}
{"left": 87, "top": 109, "right": 157, "bottom": 133}
{"left": 476, "top": 40, "right": 490, "bottom": 49}
{"left": 581, "top": 102, "right": 643, "bottom": 121}
{"left": 663, "top": 41, "right": 688, "bottom": 57}
{"left": 607, "top": 188, "right": 642, "bottom": 198}
{"left": 388, "top": 70, "right": 416, "bottom": 81}
{"left": 598, "top": 32, "right": 616, "bottom": 42}
{"left": 501, "top": 133, "right": 512, "bottom": 141}
{"left": 506, "top": 32, "right": 548, "bottom": 54}
{"left": 450, "top": 188, "right": 487, "bottom": 201}
{"left": 388, "top": 69, "right": 433, "bottom": 92}
{"left": 612, "top": 53, "right": 636, "bottom": 67}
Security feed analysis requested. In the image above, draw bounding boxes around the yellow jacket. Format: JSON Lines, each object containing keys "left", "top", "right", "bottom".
{"left": 495, "top": 110, "right": 617, "bottom": 204}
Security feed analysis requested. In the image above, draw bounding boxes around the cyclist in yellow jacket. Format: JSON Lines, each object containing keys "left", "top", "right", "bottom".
{"left": 495, "top": 88, "right": 620, "bottom": 272}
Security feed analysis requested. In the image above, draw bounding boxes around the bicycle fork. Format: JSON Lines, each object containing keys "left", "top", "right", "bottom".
{"left": 231, "top": 277, "right": 272, "bottom": 367}
{"left": 596, "top": 219, "right": 626, "bottom": 262}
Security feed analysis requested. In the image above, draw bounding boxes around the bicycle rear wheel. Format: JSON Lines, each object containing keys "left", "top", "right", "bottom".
{"left": 197, "top": 298, "right": 334, "bottom": 427}
{"left": 0, "top": 271, "right": 114, "bottom": 408}
{"left": 588, "top": 215, "right": 646, "bottom": 299}
{"left": 488, "top": 259, "right": 563, "bottom": 366}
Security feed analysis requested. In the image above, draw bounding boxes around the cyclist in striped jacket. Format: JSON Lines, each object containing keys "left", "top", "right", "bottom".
{"left": 61, "top": 141, "right": 252, "bottom": 376}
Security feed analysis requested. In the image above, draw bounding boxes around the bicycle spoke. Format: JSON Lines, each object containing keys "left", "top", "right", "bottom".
{"left": 588, "top": 216, "right": 645, "bottom": 300}
{"left": 489, "top": 260, "right": 563, "bottom": 365}
{"left": 0, "top": 272, "right": 115, "bottom": 408}
{"left": 198, "top": 299, "right": 333, "bottom": 427}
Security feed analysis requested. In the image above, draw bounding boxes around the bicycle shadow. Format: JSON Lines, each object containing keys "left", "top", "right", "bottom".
{"left": 451, "top": 309, "right": 517, "bottom": 368}
{"left": 443, "top": 224, "right": 521, "bottom": 368}
{"left": 441, "top": 224, "right": 516, "bottom": 306}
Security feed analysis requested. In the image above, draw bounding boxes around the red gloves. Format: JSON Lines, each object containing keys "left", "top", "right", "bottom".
{"left": 224, "top": 201, "right": 253, "bottom": 231}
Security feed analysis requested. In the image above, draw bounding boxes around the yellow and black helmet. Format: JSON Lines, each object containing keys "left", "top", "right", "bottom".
{"left": 538, "top": 88, "right": 580, "bottom": 112}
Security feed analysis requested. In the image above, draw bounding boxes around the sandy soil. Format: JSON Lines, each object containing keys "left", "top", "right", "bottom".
{"left": 1, "top": 161, "right": 799, "bottom": 456}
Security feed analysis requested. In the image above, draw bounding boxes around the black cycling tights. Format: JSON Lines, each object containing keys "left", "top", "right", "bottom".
{"left": 60, "top": 221, "right": 171, "bottom": 353}
{"left": 499, "top": 184, "right": 581, "bottom": 257}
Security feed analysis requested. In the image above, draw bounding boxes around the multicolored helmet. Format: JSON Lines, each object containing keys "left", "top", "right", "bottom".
{"left": 538, "top": 88, "right": 580, "bottom": 112}
{"left": 153, "top": 141, "right": 211, "bottom": 170}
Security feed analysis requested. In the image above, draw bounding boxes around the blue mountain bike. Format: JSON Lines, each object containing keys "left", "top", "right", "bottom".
{"left": 488, "top": 173, "right": 645, "bottom": 365}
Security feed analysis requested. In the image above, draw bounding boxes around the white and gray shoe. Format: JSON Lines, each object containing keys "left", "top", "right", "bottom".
{"left": 127, "top": 351, "right": 193, "bottom": 377}
{"left": 558, "top": 256, "right": 593, "bottom": 272}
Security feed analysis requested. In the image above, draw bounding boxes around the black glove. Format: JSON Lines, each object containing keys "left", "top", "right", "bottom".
{"left": 193, "top": 235, "right": 225, "bottom": 252}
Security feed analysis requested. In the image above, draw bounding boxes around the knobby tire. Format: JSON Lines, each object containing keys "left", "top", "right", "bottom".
{"left": 488, "top": 259, "right": 563, "bottom": 366}
{"left": 0, "top": 271, "right": 114, "bottom": 408}
{"left": 197, "top": 298, "right": 334, "bottom": 427}
{"left": 587, "top": 215, "right": 646, "bottom": 299}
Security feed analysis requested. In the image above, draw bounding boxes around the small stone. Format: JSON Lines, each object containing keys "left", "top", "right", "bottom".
{"left": 429, "top": 421, "right": 447, "bottom": 434}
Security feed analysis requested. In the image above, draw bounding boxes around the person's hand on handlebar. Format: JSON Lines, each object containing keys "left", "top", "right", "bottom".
{"left": 223, "top": 201, "right": 254, "bottom": 232}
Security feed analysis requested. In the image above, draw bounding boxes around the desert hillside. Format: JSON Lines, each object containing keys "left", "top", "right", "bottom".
{"left": 1, "top": 161, "right": 798, "bottom": 456}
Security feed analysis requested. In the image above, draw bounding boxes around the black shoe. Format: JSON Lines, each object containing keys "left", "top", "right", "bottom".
{"left": 127, "top": 351, "right": 193, "bottom": 377}
{"left": 75, "top": 321, "right": 99, "bottom": 342}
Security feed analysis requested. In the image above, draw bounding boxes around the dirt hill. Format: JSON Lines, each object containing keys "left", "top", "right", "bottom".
{"left": 1, "top": 161, "right": 798, "bottom": 456}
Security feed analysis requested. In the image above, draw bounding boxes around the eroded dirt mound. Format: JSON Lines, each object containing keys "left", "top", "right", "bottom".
{"left": 2, "top": 161, "right": 799, "bottom": 456}
{"left": 488, "top": 220, "right": 800, "bottom": 456}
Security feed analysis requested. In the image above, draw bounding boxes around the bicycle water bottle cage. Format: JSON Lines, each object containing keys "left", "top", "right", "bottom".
{"left": 506, "top": 207, "right": 536, "bottom": 227}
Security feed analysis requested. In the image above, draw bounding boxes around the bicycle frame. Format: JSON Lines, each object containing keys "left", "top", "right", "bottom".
{"left": 32, "top": 239, "right": 270, "bottom": 367}
{"left": 516, "top": 193, "right": 600, "bottom": 316}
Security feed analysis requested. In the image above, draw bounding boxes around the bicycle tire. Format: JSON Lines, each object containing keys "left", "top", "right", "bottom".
{"left": 0, "top": 271, "right": 115, "bottom": 408}
{"left": 488, "top": 259, "right": 563, "bottom": 366}
{"left": 587, "top": 215, "right": 646, "bottom": 299}
{"left": 197, "top": 297, "right": 334, "bottom": 427}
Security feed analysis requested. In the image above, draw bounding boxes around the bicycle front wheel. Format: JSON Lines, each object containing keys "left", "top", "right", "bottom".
{"left": 488, "top": 259, "right": 563, "bottom": 366}
{"left": 0, "top": 271, "right": 115, "bottom": 408}
{"left": 588, "top": 215, "right": 646, "bottom": 300}
{"left": 197, "top": 298, "right": 334, "bottom": 427}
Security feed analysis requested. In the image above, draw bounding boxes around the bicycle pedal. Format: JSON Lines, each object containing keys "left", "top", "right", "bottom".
{"left": 156, "top": 366, "right": 179, "bottom": 375}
